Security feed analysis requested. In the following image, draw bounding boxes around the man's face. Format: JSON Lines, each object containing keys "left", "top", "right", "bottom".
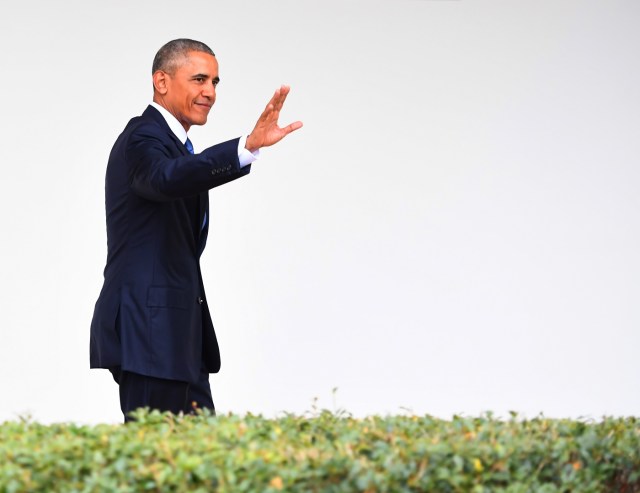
{"left": 156, "top": 51, "right": 219, "bottom": 131}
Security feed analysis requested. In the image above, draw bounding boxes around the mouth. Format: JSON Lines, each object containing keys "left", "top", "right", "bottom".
{"left": 195, "top": 102, "right": 212, "bottom": 110}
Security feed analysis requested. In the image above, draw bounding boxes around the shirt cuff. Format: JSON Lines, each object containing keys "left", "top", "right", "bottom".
{"left": 237, "top": 135, "right": 260, "bottom": 168}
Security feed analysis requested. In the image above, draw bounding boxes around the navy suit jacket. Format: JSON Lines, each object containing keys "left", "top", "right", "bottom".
{"left": 90, "top": 105, "right": 250, "bottom": 383}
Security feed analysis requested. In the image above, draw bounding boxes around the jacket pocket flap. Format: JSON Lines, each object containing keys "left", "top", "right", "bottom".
{"left": 146, "top": 286, "right": 190, "bottom": 309}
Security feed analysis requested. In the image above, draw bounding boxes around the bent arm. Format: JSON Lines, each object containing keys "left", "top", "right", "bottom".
{"left": 126, "top": 125, "right": 250, "bottom": 201}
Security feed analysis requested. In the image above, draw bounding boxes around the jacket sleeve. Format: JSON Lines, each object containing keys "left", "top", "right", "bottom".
{"left": 126, "top": 122, "right": 251, "bottom": 201}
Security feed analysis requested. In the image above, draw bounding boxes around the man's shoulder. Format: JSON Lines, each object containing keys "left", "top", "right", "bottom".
{"left": 108, "top": 107, "right": 173, "bottom": 161}
{"left": 119, "top": 106, "right": 171, "bottom": 142}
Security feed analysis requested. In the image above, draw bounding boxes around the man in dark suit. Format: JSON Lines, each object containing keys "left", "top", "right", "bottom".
{"left": 90, "top": 39, "right": 302, "bottom": 421}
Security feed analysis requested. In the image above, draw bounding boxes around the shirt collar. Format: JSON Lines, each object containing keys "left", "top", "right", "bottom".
{"left": 150, "top": 102, "right": 188, "bottom": 144}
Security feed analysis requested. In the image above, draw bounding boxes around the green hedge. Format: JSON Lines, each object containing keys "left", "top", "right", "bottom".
{"left": 1, "top": 410, "right": 638, "bottom": 492}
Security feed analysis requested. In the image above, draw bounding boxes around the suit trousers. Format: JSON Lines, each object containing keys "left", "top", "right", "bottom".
{"left": 110, "top": 366, "right": 215, "bottom": 423}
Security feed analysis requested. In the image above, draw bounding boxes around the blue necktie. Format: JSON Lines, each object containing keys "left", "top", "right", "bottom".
{"left": 185, "top": 137, "right": 194, "bottom": 154}
{"left": 185, "top": 138, "right": 208, "bottom": 230}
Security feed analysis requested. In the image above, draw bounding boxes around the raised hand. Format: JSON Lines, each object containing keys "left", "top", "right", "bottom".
{"left": 245, "top": 85, "right": 303, "bottom": 152}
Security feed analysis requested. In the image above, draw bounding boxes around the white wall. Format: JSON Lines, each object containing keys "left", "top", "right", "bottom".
{"left": 0, "top": 0, "right": 638, "bottom": 424}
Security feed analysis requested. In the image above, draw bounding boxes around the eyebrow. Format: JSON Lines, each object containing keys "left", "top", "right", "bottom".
{"left": 191, "top": 73, "right": 220, "bottom": 83}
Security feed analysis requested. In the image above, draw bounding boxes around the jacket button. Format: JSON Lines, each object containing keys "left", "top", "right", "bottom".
{"left": 198, "top": 297, "right": 204, "bottom": 305}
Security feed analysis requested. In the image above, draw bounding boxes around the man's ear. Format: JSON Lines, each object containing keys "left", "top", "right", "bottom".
{"left": 153, "top": 71, "right": 169, "bottom": 95}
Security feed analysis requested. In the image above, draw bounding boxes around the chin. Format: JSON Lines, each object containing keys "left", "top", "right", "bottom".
{"left": 194, "top": 114, "right": 209, "bottom": 126}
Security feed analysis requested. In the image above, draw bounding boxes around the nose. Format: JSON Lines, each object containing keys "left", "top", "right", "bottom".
{"left": 202, "top": 81, "right": 216, "bottom": 100}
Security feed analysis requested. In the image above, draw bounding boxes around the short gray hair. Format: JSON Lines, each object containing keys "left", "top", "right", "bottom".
{"left": 152, "top": 39, "right": 215, "bottom": 74}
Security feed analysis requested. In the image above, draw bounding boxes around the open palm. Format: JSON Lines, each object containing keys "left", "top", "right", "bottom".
{"left": 245, "top": 85, "right": 303, "bottom": 152}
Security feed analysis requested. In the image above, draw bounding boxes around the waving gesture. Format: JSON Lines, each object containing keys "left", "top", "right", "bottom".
{"left": 245, "top": 85, "right": 303, "bottom": 152}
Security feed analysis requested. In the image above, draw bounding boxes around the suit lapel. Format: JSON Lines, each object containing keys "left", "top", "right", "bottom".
{"left": 143, "top": 105, "right": 209, "bottom": 253}
{"left": 142, "top": 105, "right": 189, "bottom": 156}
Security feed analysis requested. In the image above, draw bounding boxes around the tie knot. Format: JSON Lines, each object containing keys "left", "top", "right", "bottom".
{"left": 185, "top": 138, "right": 194, "bottom": 154}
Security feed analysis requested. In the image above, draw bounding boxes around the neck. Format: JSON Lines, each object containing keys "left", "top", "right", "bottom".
{"left": 152, "top": 95, "right": 190, "bottom": 132}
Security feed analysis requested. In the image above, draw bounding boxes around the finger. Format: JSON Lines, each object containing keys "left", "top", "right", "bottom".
{"left": 259, "top": 94, "right": 277, "bottom": 120}
{"left": 266, "top": 87, "right": 282, "bottom": 110}
{"left": 267, "top": 85, "right": 287, "bottom": 113}
{"left": 274, "top": 85, "right": 290, "bottom": 112}
{"left": 258, "top": 103, "right": 275, "bottom": 123}
{"left": 281, "top": 120, "right": 303, "bottom": 135}
{"left": 264, "top": 88, "right": 287, "bottom": 121}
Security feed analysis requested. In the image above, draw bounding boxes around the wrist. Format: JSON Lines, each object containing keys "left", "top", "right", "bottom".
{"left": 245, "top": 134, "right": 259, "bottom": 153}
